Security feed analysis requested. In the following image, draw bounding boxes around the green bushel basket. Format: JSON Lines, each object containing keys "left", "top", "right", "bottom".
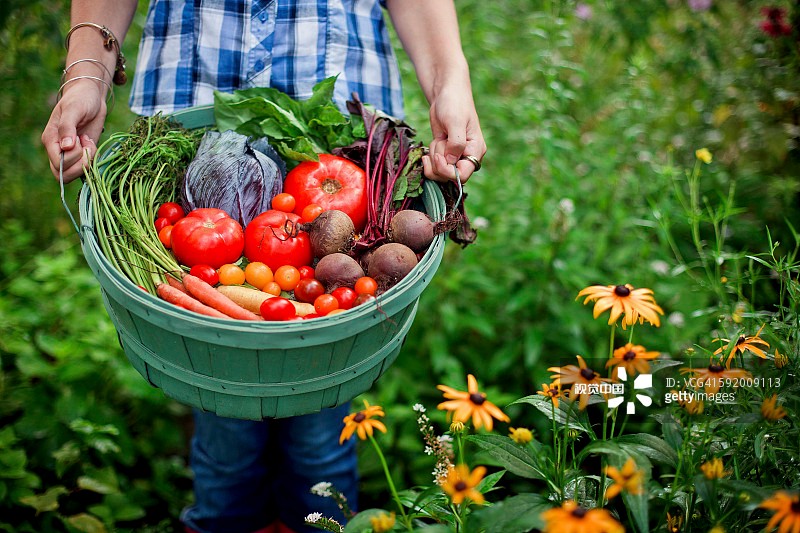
{"left": 77, "top": 105, "right": 446, "bottom": 420}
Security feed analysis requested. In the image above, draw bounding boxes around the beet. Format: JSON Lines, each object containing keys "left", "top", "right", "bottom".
{"left": 389, "top": 209, "right": 435, "bottom": 253}
{"left": 314, "top": 253, "right": 365, "bottom": 292}
{"left": 367, "top": 243, "right": 418, "bottom": 291}
{"left": 302, "top": 209, "right": 356, "bottom": 259}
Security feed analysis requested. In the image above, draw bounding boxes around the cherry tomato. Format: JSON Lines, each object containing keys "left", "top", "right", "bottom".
{"left": 189, "top": 264, "right": 220, "bottom": 286}
{"left": 158, "top": 225, "right": 173, "bottom": 248}
{"left": 244, "top": 209, "right": 312, "bottom": 270}
{"left": 294, "top": 278, "right": 326, "bottom": 303}
{"left": 260, "top": 297, "right": 296, "bottom": 321}
{"left": 218, "top": 264, "right": 246, "bottom": 285}
{"left": 154, "top": 216, "right": 171, "bottom": 232}
{"left": 298, "top": 265, "right": 316, "bottom": 279}
{"left": 271, "top": 193, "right": 296, "bottom": 213}
{"left": 274, "top": 265, "right": 301, "bottom": 291}
{"left": 284, "top": 154, "right": 368, "bottom": 231}
{"left": 314, "top": 294, "right": 339, "bottom": 316}
{"left": 331, "top": 287, "right": 357, "bottom": 310}
{"left": 171, "top": 208, "right": 244, "bottom": 268}
{"left": 245, "top": 261, "right": 273, "bottom": 289}
{"left": 300, "top": 203, "right": 324, "bottom": 223}
{"left": 263, "top": 281, "right": 282, "bottom": 296}
{"left": 303, "top": 313, "right": 321, "bottom": 320}
{"left": 157, "top": 202, "right": 186, "bottom": 224}
{"left": 354, "top": 276, "right": 378, "bottom": 295}
{"left": 354, "top": 293, "right": 376, "bottom": 307}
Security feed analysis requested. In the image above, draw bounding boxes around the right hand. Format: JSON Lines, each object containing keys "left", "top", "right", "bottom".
{"left": 41, "top": 79, "right": 108, "bottom": 182}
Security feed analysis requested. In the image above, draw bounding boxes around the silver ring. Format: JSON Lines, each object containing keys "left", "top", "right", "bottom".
{"left": 460, "top": 154, "right": 482, "bottom": 172}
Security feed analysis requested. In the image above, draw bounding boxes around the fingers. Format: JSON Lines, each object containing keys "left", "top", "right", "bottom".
{"left": 47, "top": 135, "right": 96, "bottom": 183}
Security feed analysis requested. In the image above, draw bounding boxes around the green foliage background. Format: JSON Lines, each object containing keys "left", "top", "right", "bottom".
{"left": 1, "top": 1, "right": 798, "bottom": 531}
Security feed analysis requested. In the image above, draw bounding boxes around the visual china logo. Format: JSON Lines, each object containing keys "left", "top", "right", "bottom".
{"left": 607, "top": 367, "right": 653, "bottom": 414}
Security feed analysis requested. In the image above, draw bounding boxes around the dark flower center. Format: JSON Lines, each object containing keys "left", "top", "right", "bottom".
{"left": 623, "top": 350, "right": 637, "bottom": 361}
{"left": 571, "top": 507, "right": 588, "bottom": 519}
{"left": 580, "top": 368, "right": 597, "bottom": 380}
{"left": 708, "top": 364, "right": 724, "bottom": 373}
{"left": 469, "top": 392, "right": 486, "bottom": 405}
{"left": 614, "top": 285, "right": 631, "bottom": 297}
{"left": 736, "top": 335, "right": 747, "bottom": 345}
{"left": 353, "top": 412, "right": 366, "bottom": 423}
{"left": 454, "top": 481, "right": 468, "bottom": 492}
{"left": 790, "top": 499, "right": 800, "bottom": 514}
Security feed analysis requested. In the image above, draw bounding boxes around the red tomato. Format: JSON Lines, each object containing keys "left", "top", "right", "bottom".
{"left": 294, "top": 278, "right": 325, "bottom": 303}
{"left": 283, "top": 154, "right": 368, "bottom": 232}
{"left": 260, "top": 297, "right": 296, "bottom": 321}
{"left": 300, "top": 203, "right": 324, "bottom": 223}
{"left": 314, "top": 294, "right": 339, "bottom": 316}
{"left": 298, "top": 265, "right": 315, "bottom": 279}
{"left": 157, "top": 202, "right": 185, "bottom": 224}
{"left": 354, "top": 276, "right": 378, "bottom": 295}
{"left": 331, "top": 287, "right": 357, "bottom": 310}
{"left": 189, "top": 264, "right": 220, "bottom": 286}
{"left": 158, "top": 225, "right": 173, "bottom": 248}
{"left": 170, "top": 208, "right": 244, "bottom": 268}
{"left": 154, "top": 216, "right": 171, "bottom": 232}
{"left": 271, "top": 193, "right": 296, "bottom": 213}
{"left": 354, "top": 293, "right": 376, "bottom": 307}
{"left": 244, "top": 210, "right": 312, "bottom": 270}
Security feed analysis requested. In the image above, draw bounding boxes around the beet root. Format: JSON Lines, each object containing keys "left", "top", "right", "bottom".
{"left": 314, "top": 252, "right": 365, "bottom": 292}
{"left": 302, "top": 209, "right": 356, "bottom": 259}
{"left": 367, "top": 243, "right": 418, "bottom": 292}
{"left": 388, "top": 209, "right": 435, "bottom": 253}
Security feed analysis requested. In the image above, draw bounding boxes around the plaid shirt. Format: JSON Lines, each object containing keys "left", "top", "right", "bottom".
{"left": 129, "top": 0, "right": 404, "bottom": 117}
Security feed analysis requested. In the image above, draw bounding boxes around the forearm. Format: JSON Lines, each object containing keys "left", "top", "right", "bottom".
{"left": 63, "top": 1, "right": 138, "bottom": 92}
{"left": 385, "top": 0, "right": 470, "bottom": 104}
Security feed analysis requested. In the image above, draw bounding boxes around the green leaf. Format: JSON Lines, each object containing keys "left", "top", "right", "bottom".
{"left": 694, "top": 474, "right": 718, "bottom": 510}
{"left": 466, "top": 493, "right": 550, "bottom": 533}
{"left": 476, "top": 470, "right": 505, "bottom": 495}
{"left": 342, "top": 508, "right": 393, "bottom": 533}
{"left": 52, "top": 441, "right": 81, "bottom": 478}
{"left": 302, "top": 76, "right": 339, "bottom": 114}
{"left": 466, "top": 434, "right": 546, "bottom": 480}
{"left": 19, "top": 485, "right": 68, "bottom": 513}
{"left": 77, "top": 467, "right": 119, "bottom": 495}
{"left": 63, "top": 513, "right": 107, "bottom": 533}
{"left": 0, "top": 448, "right": 27, "bottom": 479}
{"left": 511, "top": 395, "right": 595, "bottom": 437}
{"left": 614, "top": 433, "right": 679, "bottom": 467}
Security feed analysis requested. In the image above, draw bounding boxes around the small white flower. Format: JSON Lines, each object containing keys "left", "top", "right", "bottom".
{"left": 472, "top": 216, "right": 490, "bottom": 230}
{"left": 558, "top": 198, "right": 575, "bottom": 215}
{"left": 650, "top": 260, "right": 670, "bottom": 275}
{"left": 305, "top": 512, "right": 323, "bottom": 523}
{"left": 310, "top": 481, "right": 332, "bottom": 497}
{"left": 412, "top": 403, "right": 426, "bottom": 412}
{"left": 668, "top": 312, "right": 685, "bottom": 328}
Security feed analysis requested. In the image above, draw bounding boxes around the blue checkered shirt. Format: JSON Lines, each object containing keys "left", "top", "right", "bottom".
{"left": 129, "top": 0, "right": 404, "bottom": 117}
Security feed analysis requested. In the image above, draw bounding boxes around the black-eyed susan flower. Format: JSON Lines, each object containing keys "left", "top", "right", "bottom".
{"left": 713, "top": 324, "right": 770, "bottom": 364}
{"left": 700, "top": 457, "right": 730, "bottom": 480}
{"left": 369, "top": 511, "right": 395, "bottom": 533}
{"left": 607, "top": 343, "right": 661, "bottom": 377}
{"left": 760, "top": 491, "right": 800, "bottom": 533}
{"left": 604, "top": 457, "right": 644, "bottom": 499}
{"left": 537, "top": 382, "right": 563, "bottom": 409}
{"left": 577, "top": 283, "right": 664, "bottom": 329}
{"left": 541, "top": 500, "right": 624, "bottom": 533}
{"left": 549, "top": 355, "right": 610, "bottom": 410}
{"left": 775, "top": 349, "right": 789, "bottom": 369}
{"left": 696, "top": 148, "right": 713, "bottom": 164}
{"left": 680, "top": 360, "right": 751, "bottom": 394}
{"left": 339, "top": 400, "right": 387, "bottom": 444}
{"left": 441, "top": 464, "right": 486, "bottom": 505}
{"left": 666, "top": 510, "right": 683, "bottom": 532}
{"left": 437, "top": 374, "right": 510, "bottom": 431}
{"left": 509, "top": 427, "right": 534, "bottom": 445}
{"left": 761, "top": 394, "right": 787, "bottom": 421}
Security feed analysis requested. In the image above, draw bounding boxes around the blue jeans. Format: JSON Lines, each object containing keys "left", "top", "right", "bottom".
{"left": 180, "top": 404, "right": 358, "bottom": 533}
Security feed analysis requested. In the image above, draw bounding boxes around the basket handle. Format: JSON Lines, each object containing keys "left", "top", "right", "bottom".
{"left": 59, "top": 151, "right": 85, "bottom": 244}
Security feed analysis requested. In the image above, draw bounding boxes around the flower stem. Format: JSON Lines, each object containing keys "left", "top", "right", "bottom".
{"left": 368, "top": 435, "right": 412, "bottom": 530}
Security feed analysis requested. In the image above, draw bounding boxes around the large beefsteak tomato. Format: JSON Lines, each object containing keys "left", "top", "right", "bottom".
{"left": 244, "top": 209, "right": 313, "bottom": 270}
{"left": 283, "top": 154, "right": 367, "bottom": 232}
{"left": 170, "top": 208, "right": 244, "bottom": 268}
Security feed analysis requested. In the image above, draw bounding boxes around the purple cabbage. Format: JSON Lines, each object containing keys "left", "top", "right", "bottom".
{"left": 180, "top": 130, "right": 286, "bottom": 227}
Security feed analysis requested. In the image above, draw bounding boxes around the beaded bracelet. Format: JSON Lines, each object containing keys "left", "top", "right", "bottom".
{"left": 64, "top": 22, "right": 127, "bottom": 85}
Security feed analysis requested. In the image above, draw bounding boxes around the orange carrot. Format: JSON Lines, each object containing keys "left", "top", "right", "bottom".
{"left": 182, "top": 274, "right": 264, "bottom": 321}
{"left": 216, "top": 285, "right": 316, "bottom": 317}
{"left": 156, "top": 283, "right": 229, "bottom": 319}
{"left": 166, "top": 274, "right": 189, "bottom": 294}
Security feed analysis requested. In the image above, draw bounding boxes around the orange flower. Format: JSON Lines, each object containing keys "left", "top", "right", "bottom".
{"left": 606, "top": 343, "right": 661, "bottom": 377}
{"left": 604, "top": 457, "right": 644, "bottom": 499}
{"left": 339, "top": 400, "right": 387, "bottom": 444}
{"left": 760, "top": 491, "right": 800, "bottom": 533}
{"left": 713, "top": 324, "right": 769, "bottom": 364}
{"left": 441, "top": 464, "right": 486, "bottom": 505}
{"left": 761, "top": 394, "right": 787, "bottom": 421}
{"left": 437, "top": 374, "right": 509, "bottom": 431}
{"left": 537, "top": 382, "right": 563, "bottom": 409}
{"left": 700, "top": 457, "right": 730, "bottom": 480}
{"left": 541, "top": 500, "right": 624, "bottom": 533}
{"left": 680, "top": 360, "right": 751, "bottom": 394}
{"left": 548, "top": 355, "right": 610, "bottom": 410}
{"left": 666, "top": 511, "right": 683, "bottom": 532}
{"left": 577, "top": 283, "right": 664, "bottom": 329}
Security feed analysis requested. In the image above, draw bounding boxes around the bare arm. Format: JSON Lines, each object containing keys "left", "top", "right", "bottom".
{"left": 385, "top": 0, "right": 486, "bottom": 183}
{"left": 41, "top": 1, "right": 138, "bottom": 181}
